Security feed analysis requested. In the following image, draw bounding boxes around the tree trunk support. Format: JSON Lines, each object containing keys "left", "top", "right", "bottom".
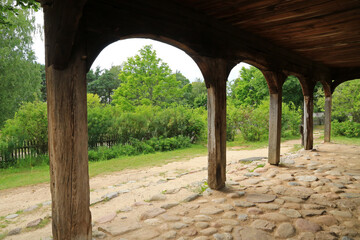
{"left": 324, "top": 96, "right": 332, "bottom": 142}
{"left": 304, "top": 94, "right": 314, "bottom": 150}
{"left": 200, "top": 58, "right": 232, "bottom": 190}
{"left": 263, "top": 71, "right": 286, "bottom": 165}
{"left": 46, "top": 47, "right": 92, "bottom": 239}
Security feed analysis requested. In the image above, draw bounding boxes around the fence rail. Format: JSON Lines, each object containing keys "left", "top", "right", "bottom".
{"left": 0, "top": 135, "right": 119, "bottom": 162}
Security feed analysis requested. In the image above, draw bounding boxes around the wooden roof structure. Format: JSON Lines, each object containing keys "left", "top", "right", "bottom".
{"left": 44, "top": 0, "right": 360, "bottom": 90}
{"left": 40, "top": 1, "right": 360, "bottom": 238}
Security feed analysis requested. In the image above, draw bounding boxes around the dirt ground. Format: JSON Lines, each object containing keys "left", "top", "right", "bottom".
{"left": 1, "top": 136, "right": 360, "bottom": 239}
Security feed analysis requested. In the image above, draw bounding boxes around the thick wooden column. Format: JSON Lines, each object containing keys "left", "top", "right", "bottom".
{"left": 303, "top": 94, "right": 314, "bottom": 150}
{"left": 324, "top": 95, "right": 332, "bottom": 142}
{"left": 263, "top": 71, "right": 286, "bottom": 165}
{"left": 46, "top": 46, "right": 92, "bottom": 239}
{"left": 198, "top": 58, "right": 231, "bottom": 190}
{"left": 207, "top": 77, "right": 227, "bottom": 189}
{"left": 268, "top": 91, "right": 282, "bottom": 164}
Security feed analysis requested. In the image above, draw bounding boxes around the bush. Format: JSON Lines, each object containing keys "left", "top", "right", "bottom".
{"left": 1, "top": 99, "right": 48, "bottom": 154}
{"left": 87, "top": 136, "right": 191, "bottom": 162}
{"left": 227, "top": 99, "right": 301, "bottom": 142}
{"left": 332, "top": 120, "right": 360, "bottom": 138}
{"left": 281, "top": 102, "right": 301, "bottom": 138}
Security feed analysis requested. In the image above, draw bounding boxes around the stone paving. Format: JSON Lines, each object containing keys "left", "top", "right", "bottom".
{"left": 1, "top": 142, "right": 360, "bottom": 239}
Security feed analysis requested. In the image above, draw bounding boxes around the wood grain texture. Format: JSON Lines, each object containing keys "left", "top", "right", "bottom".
{"left": 201, "top": 58, "right": 231, "bottom": 190}
{"left": 324, "top": 96, "right": 332, "bottom": 143}
{"left": 263, "top": 71, "right": 286, "bottom": 165}
{"left": 46, "top": 46, "right": 92, "bottom": 239}
{"left": 303, "top": 95, "right": 314, "bottom": 150}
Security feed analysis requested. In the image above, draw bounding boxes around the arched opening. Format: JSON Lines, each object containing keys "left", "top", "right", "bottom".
{"left": 86, "top": 37, "right": 208, "bottom": 152}
{"left": 227, "top": 63, "right": 304, "bottom": 165}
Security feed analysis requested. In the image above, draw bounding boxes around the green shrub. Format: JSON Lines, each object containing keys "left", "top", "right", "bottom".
{"left": 332, "top": 120, "right": 360, "bottom": 138}
{"left": 87, "top": 136, "right": 192, "bottom": 162}
{"left": 1, "top": 99, "right": 48, "bottom": 154}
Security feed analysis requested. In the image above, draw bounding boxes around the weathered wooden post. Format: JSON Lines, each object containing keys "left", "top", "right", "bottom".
{"left": 303, "top": 94, "right": 314, "bottom": 150}
{"left": 198, "top": 58, "right": 232, "bottom": 190}
{"left": 43, "top": 1, "right": 92, "bottom": 239}
{"left": 324, "top": 95, "right": 332, "bottom": 142}
{"left": 263, "top": 71, "right": 286, "bottom": 165}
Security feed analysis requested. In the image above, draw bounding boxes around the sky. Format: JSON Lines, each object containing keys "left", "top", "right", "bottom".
{"left": 32, "top": 11, "right": 249, "bottom": 82}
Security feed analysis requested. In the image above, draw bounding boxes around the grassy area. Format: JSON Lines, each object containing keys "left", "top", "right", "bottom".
{"left": 227, "top": 134, "right": 300, "bottom": 150}
{"left": 88, "top": 144, "right": 207, "bottom": 177}
{"left": 331, "top": 135, "right": 360, "bottom": 146}
{"left": 0, "top": 144, "right": 207, "bottom": 190}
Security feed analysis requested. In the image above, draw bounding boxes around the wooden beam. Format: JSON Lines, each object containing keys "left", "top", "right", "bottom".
{"left": 324, "top": 96, "right": 332, "bottom": 143}
{"left": 263, "top": 71, "right": 286, "bottom": 165}
{"left": 303, "top": 95, "right": 314, "bottom": 150}
{"left": 46, "top": 45, "right": 92, "bottom": 239}
{"left": 43, "top": 0, "right": 88, "bottom": 69}
{"left": 198, "top": 58, "right": 233, "bottom": 190}
{"left": 83, "top": 0, "right": 329, "bottom": 79}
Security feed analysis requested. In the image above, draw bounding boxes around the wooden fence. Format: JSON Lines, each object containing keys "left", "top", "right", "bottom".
{"left": 0, "top": 135, "right": 120, "bottom": 162}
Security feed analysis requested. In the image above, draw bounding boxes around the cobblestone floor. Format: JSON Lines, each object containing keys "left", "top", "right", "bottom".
{"left": 1, "top": 141, "right": 360, "bottom": 240}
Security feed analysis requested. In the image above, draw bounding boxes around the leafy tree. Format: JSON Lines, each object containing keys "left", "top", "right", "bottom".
{"left": 190, "top": 78, "right": 207, "bottom": 108}
{"left": 229, "top": 66, "right": 269, "bottom": 107}
{"left": 1, "top": 99, "right": 48, "bottom": 153}
{"left": 112, "top": 45, "right": 183, "bottom": 110}
{"left": 0, "top": 0, "right": 39, "bottom": 26}
{"left": 87, "top": 65, "right": 122, "bottom": 104}
{"left": 229, "top": 66, "right": 321, "bottom": 110}
{"left": 0, "top": 6, "right": 42, "bottom": 127}
{"left": 331, "top": 80, "right": 360, "bottom": 122}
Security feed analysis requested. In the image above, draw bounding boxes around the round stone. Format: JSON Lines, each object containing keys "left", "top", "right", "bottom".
{"left": 275, "top": 222, "right": 295, "bottom": 238}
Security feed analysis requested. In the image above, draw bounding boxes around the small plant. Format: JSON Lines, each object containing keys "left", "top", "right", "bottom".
{"left": 248, "top": 163, "right": 265, "bottom": 172}
{"left": 194, "top": 181, "right": 208, "bottom": 194}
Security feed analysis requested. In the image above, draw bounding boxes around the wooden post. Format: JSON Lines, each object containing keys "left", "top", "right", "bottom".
{"left": 268, "top": 90, "right": 282, "bottom": 164}
{"left": 263, "top": 71, "right": 285, "bottom": 165}
{"left": 46, "top": 46, "right": 92, "bottom": 239}
{"left": 303, "top": 94, "right": 314, "bottom": 150}
{"left": 200, "top": 58, "right": 231, "bottom": 190}
{"left": 324, "top": 95, "right": 332, "bottom": 142}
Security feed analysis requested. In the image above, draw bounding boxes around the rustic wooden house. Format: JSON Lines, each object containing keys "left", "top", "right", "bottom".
{"left": 39, "top": 0, "right": 360, "bottom": 238}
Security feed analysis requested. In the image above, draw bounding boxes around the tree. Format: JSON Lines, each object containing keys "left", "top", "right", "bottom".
{"left": 0, "top": 0, "right": 39, "bottom": 26}
{"left": 191, "top": 78, "right": 207, "bottom": 108}
{"left": 229, "top": 66, "right": 269, "bottom": 107}
{"left": 87, "top": 65, "right": 122, "bottom": 104}
{"left": 331, "top": 80, "right": 360, "bottom": 122}
{"left": 0, "top": 6, "right": 42, "bottom": 127}
{"left": 112, "top": 45, "right": 183, "bottom": 110}
{"left": 229, "top": 66, "right": 319, "bottom": 110}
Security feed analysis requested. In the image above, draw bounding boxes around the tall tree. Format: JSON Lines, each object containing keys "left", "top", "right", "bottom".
{"left": 112, "top": 45, "right": 182, "bottom": 110}
{"left": 87, "top": 65, "right": 122, "bottom": 104}
{"left": 0, "top": 6, "right": 42, "bottom": 127}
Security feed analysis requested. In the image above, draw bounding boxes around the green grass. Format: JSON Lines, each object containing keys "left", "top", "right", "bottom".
{"left": 331, "top": 135, "right": 360, "bottom": 146}
{"left": 227, "top": 134, "right": 300, "bottom": 150}
{"left": 0, "top": 144, "right": 207, "bottom": 190}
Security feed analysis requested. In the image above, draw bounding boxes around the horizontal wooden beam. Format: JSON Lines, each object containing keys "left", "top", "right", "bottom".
{"left": 83, "top": 0, "right": 328, "bottom": 80}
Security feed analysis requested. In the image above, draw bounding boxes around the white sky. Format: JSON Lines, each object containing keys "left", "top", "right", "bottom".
{"left": 32, "top": 11, "right": 249, "bottom": 82}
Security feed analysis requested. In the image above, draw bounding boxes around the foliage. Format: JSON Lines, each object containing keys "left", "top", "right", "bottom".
{"left": 87, "top": 94, "right": 115, "bottom": 148}
{"left": 0, "top": 0, "right": 39, "bottom": 26}
{"left": 332, "top": 80, "right": 360, "bottom": 122}
{"left": 112, "top": 45, "right": 184, "bottom": 109}
{"left": 87, "top": 66, "right": 122, "bottom": 104}
{"left": 229, "top": 66, "right": 321, "bottom": 110}
{"left": 227, "top": 99, "right": 301, "bottom": 142}
{"left": 332, "top": 120, "right": 360, "bottom": 138}
{"left": 229, "top": 66, "right": 268, "bottom": 107}
{"left": 1, "top": 99, "right": 48, "bottom": 150}
{"left": 88, "top": 136, "right": 191, "bottom": 162}
{"left": 0, "top": 6, "right": 42, "bottom": 127}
